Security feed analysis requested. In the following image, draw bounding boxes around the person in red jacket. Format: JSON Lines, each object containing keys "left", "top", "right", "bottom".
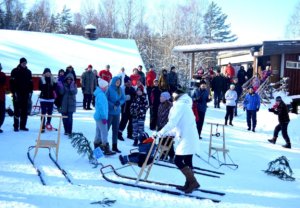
{"left": 130, "top": 68, "right": 141, "bottom": 87}
{"left": 225, "top": 63, "right": 235, "bottom": 80}
{"left": 0, "top": 63, "right": 6, "bottom": 133}
{"left": 146, "top": 65, "right": 156, "bottom": 101}
{"left": 99, "top": 65, "right": 112, "bottom": 83}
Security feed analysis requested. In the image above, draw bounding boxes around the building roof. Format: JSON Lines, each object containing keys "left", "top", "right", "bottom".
{"left": 173, "top": 41, "right": 263, "bottom": 53}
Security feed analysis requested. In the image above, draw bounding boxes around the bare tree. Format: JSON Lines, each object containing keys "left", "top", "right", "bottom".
{"left": 285, "top": 0, "right": 300, "bottom": 38}
{"left": 120, "top": 0, "right": 137, "bottom": 38}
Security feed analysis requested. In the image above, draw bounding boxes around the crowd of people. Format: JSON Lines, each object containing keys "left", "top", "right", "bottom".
{"left": 0, "top": 58, "right": 292, "bottom": 193}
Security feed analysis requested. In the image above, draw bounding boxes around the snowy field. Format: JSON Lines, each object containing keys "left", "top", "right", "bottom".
{"left": 0, "top": 91, "right": 299, "bottom": 208}
{"left": 0, "top": 29, "right": 145, "bottom": 75}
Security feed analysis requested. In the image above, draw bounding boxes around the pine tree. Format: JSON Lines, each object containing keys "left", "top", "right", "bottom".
{"left": 203, "top": 2, "right": 237, "bottom": 43}
{"left": 56, "top": 6, "right": 72, "bottom": 34}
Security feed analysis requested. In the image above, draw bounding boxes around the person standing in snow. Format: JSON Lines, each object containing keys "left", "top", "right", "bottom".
{"left": 149, "top": 79, "right": 161, "bottom": 130}
{"left": 130, "top": 86, "right": 148, "bottom": 146}
{"left": 81, "top": 64, "right": 97, "bottom": 110}
{"left": 106, "top": 76, "right": 125, "bottom": 153}
{"left": 146, "top": 65, "right": 156, "bottom": 103}
{"left": 158, "top": 69, "right": 170, "bottom": 92}
{"left": 168, "top": 66, "right": 178, "bottom": 94}
{"left": 211, "top": 69, "right": 224, "bottom": 108}
{"left": 155, "top": 89, "right": 200, "bottom": 194}
{"left": 118, "top": 76, "right": 136, "bottom": 141}
{"left": 191, "top": 82, "right": 209, "bottom": 139}
{"left": 130, "top": 68, "right": 141, "bottom": 87}
{"left": 0, "top": 63, "right": 6, "bottom": 133}
{"left": 224, "top": 84, "right": 237, "bottom": 126}
{"left": 243, "top": 86, "right": 260, "bottom": 132}
{"left": 137, "top": 65, "right": 146, "bottom": 86}
{"left": 39, "top": 68, "right": 57, "bottom": 133}
{"left": 93, "top": 78, "right": 115, "bottom": 155}
{"left": 58, "top": 73, "right": 77, "bottom": 135}
{"left": 54, "top": 69, "right": 65, "bottom": 112}
{"left": 268, "top": 96, "right": 292, "bottom": 149}
{"left": 99, "top": 65, "right": 112, "bottom": 83}
{"left": 10, "top": 57, "right": 33, "bottom": 132}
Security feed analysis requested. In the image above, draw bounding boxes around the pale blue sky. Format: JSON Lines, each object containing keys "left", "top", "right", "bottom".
{"left": 25, "top": 0, "right": 299, "bottom": 42}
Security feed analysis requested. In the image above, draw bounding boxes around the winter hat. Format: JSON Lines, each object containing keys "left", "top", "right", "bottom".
{"left": 230, "top": 84, "right": 235, "bottom": 88}
{"left": 248, "top": 86, "right": 254, "bottom": 90}
{"left": 275, "top": 96, "right": 282, "bottom": 102}
{"left": 170, "top": 66, "right": 175, "bottom": 71}
{"left": 172, "top": 88, "right": 185, "bottom": 101}
{"left": 88, "top": 64, "right": 93, "bottom": 68}
{"left": 20, "top": 57, "right": 27, "bottom": 64}
{"left": 106, "top": 64, "right": 110, "bottom": 69}
{"left": 161, "top": 92, "right": 171, "bottom": 100}
{"left": 43, "top": 68, "right": 51, "bottom": 74}
{"left": 137, "top": 85, "right": 144, "bottom": 92}
{"left": 98, "top": 78, "right": 108, "bottom": 89}
{"left": 124, "top": 75, "right": 131, "bottom": 83}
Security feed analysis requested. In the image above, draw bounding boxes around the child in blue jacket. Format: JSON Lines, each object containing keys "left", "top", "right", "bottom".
{"left": 243, "top": 86, "right": 260, "bottom": 132}
{"left": 94, "top": 78, "right": 115, "bottom": 155}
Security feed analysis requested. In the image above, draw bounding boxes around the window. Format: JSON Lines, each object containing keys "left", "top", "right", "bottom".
{"left": 286, "top": 61, "right": 300, "bottom": 69}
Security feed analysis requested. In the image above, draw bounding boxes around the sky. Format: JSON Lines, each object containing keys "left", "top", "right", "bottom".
{"left": 24, "top": 0, "right": 299, "bottom": 42}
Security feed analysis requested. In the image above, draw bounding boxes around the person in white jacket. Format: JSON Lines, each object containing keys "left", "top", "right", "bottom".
{"left": 155, "top": 89, "right": 200, "bottom": 194}
{"left": 224, "top": 84, "right": 237, "bottom": 125}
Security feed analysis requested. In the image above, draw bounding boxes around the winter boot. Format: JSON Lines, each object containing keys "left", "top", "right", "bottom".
{"left": 94, "top": 142, "right": 102, "bottom": 149}
{"left": 181, "top": 166, "right": 200, "bottom": 194}
{"left": 118, "top": 131, "right": 124, "bottom": 141}
{"left": 268, "top": 137, "right": 277, "bottom": 144}
{"left": 176, "top": 180, "right": 188, "bottom": 191}
{"left": 112, "top": 143, "right": 121, "bottom": 153}
{"left": 224, "top": 119, "right": 228, "bottom": 126}
{"left": 282, "top": 143, "right": 291, "bottom": 149}
{"left": 104, "top": 143, "right": 116, "bottom": 155}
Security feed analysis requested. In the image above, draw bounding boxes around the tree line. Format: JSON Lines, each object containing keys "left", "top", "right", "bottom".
{"left": 0, "top": 0, "right": 238, "bottom": 86}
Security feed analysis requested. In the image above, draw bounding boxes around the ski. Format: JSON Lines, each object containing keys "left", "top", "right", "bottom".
{"left": 27, "top": 146, "right": 73, "bottom": 185}
{"left": 48, "top": 150, "right": 73, "bottom": 184}
{"left": 100, "top": 165, "right": 221, "bottom": 203}
{"left": 101, "top": 165, "right": 225, "bottom": 196}
{"left": 154, "top": 162, "right": 220, "bottom": 178}
{"left": 27, "top": 148, "right": 46, "bottom": 185}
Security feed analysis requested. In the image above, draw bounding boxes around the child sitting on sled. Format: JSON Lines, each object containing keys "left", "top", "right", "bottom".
{"left": 119, "top": 133, "right": 156, "bottom": 167}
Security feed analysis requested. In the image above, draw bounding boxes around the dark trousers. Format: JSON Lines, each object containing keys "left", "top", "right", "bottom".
{"left": 119, "top": 110, "right": 133, "bottom": 137}
{"left": 274, "top": 122, "right": 291, "bottom": 144}
{"left": 0, "top": 101, "right": 5, "bottom": 128}
{"left": 132, "top": 118, "right": 145, "bottom": 141}
{"left": 40, "top": 101, "right": 54, "bottom": 128}
{"left": 83, "top": 94, "right": 92, "bottom": 109}
{"left": 174, "top": 154, "right": 193, "bottom": 170}
{"left": 108, "top": 114, "right": 120, "bottom": 144}
{"left": 196, "top": 111, "right": 206, "bottom": 137}
{"left": 62, "top": 112, "right": 73, "bottom": 134}
{"left": 146, "top": 86, "right": 153, "bottom": 104}
{"left": 246, "top": 110, "right": 257, "bottom": 129}
{"left": 150, "top": 106, "right": 158, "bottom": 130}
{"left": 213, "top": 91, "right": 222, "bottom": 108}
{"left": 225, "top": 106, "right": 235, "bottom": 124}
{"left": 13, "top": 98, "right": 29, "bottom": 129}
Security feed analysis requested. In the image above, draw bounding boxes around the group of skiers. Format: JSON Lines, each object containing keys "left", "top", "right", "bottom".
{"left": 0, "top": 58, "right": 293, "bottom": 194}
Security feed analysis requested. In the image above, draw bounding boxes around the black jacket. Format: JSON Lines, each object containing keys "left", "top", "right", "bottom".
{"left": 10, "top": 64, "right": 33, "bottom": 100}
{"left": 270, "top": 101, "right": 290, "bottom": 123}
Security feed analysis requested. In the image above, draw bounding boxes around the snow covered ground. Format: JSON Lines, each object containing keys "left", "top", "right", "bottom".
{"left": 0, "top": 91, "right": 299, "bottom": 208}
{"left": 0, "top": 30, "right": 145, "bottom": 75}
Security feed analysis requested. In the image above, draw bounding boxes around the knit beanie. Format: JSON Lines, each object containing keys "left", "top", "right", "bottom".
{"left": 20, "top": 57, "right": 27, "bottom": 64}
{"left": 161, "top": 92, "right": 171, "bottom": 100}
{"left": 98, "top": 78, "right": 108, "bottom": 89}
{"left": 43, "top": 68, "right": 51, "bottom": 74}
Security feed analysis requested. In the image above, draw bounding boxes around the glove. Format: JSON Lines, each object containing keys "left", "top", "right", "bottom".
{"left": 153, "top": 132, "right": 162, "bottom": 139}
{"left": 102, "top": 119, "right": 107, "bottom": 125}
{"left": 126, "top": 95, "right": 131, "bottom": 101}
{"left": 243, "top": 107, "right": 246, "bottom": 111}
{"left": 256, "top": 108, "right": 259, "bottom": 112}
{"left": 115, "top": 101, "right": 120, "bottom": 106}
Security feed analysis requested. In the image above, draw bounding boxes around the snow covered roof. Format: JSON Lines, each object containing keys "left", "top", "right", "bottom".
{"left": 84, "top": 24, "right": 96, "bottom": 30}
{"left": 173, "top": 41, "right": 263, "bottom": 53}
{"left": 0, "top": 29, "right": 144, "bottom": 75}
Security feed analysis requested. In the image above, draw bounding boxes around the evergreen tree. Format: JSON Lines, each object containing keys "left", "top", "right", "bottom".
{"left": 203, "top": 1, "right": 237, "bottom": 43}
{"left": 56, "top": 6, "right": 72, "bottom": 34}
{"left": 0, "top": 8, "right": 5, "bottom": 28}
